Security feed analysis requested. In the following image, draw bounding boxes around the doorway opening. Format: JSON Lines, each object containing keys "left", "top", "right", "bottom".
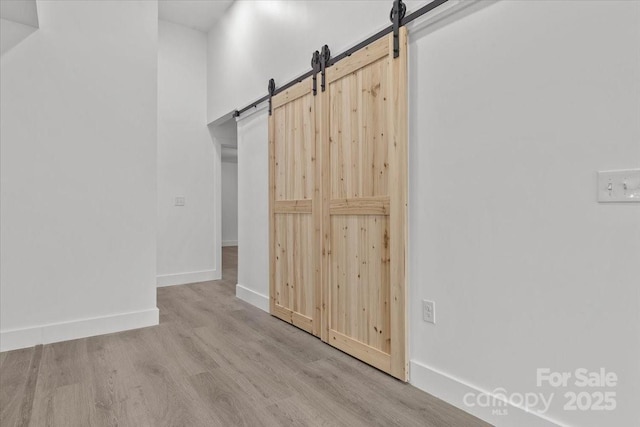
{"left": 210, "top": 118, "right": 238, "bottom": 282}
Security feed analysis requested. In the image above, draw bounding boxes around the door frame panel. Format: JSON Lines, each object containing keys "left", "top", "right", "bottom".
{"left": 268, "top": 76, "right": 321, "bottom": 337}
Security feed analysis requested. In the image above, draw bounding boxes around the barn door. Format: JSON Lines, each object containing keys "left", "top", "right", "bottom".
{"left": 268, "top": 77, "right": 320, "bottom": 336}
{"left": 268, "top": 29, "right": 407, "bottom": 380}
{"left": 320, "top": 28, "right": 408, "bottom": 380}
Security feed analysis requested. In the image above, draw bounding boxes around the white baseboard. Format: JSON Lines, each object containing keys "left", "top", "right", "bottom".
{"left": 222, "top": 240, "right": 238, "bottom": 247}
{"left": 410, "top": 360, "right": 563, "bottom": 427}
{"left": 0, "top": 308, "right": 159, "bottom": 352}
{"left": 156, "top": 269, "right": 219, "bottom": 287}
{"left": 235, "top": 283, "right": 269, "bottom": 312}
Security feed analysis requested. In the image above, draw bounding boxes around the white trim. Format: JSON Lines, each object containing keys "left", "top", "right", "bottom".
{"left": 214, "top": 129, "right": 223, "bottom": 287}
{"left": 222, "top": 240, "right": 238, "bottom": 247}
{"left": 409, "top": 360, "right": 564, "bottom": 427}
{"left": 235, "top": 283, "right": 269, "bottom": 312}
{"left": 0, "top": 308, "right": 159, "bottom": 352}
{"left": 208, "top": 110, "right": 237, "bottom": 127}
{"left": 156, "top": 269, "right": 218, "bottom": 287}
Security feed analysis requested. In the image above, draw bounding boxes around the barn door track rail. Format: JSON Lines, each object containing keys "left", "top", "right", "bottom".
{"left": 232, "top": 0, "right": 449, "bottom": 119}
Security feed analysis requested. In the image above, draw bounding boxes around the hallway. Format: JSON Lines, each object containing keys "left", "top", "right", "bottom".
{"left": 1, "top": 247, "right": 488, "bottom": 426}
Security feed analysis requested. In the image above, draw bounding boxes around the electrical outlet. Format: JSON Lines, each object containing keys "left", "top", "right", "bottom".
{"left": 175, "top": 196, "right": 185, "bottom": 207}
{"left": 423, "top": 300, "right": 435, "bottom": 324}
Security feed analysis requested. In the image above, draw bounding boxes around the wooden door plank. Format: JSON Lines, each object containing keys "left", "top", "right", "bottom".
{"left": 357, "top": 216, "right": 368, "bottom": 346}
{"left": 320, "top": 76, "right": 331, "bottom": 342}
{"left": 360, "top": 65, "right": 372, "bottom": 198}
{"left": 291, "top": 312, "right": 313, "bottom": 334}
{"left": 313, "top": 88, "right": 323, "bottom": 338}
{"left": 273, "top": 199, "right": 312, "bottom": 213}
{"left": 272, "top": 78, "right": 312, "bottom": 110}
{"left": 328, "top": 330, "right": 391, "bottom": 374}
{"left": 388, "top": 27, "right": 408, "bottom": 380}
{"left": 303, "top": 94, "right": 314, "bottom": 200}
{"left": 293, "top": 213, "right": 301, "bottom": 313}
{"left": 377, "top": 60, "right": 390, "bottom": 197}
{"left": 274, "top": 107, "right": 286, "bottom": 201}
{"left": 326, "top": 37, "right": 389, "bottom": 84}
{"left": 285, "top": 101, "right": 295, "bottom": 199}
{"left": 285, "top": 215, "right": 294, "bottom": 311}
{"left": 274, "top": 214, "right": 284, "bottom": 307}
{"left": 329, "top": 196, "right": 390, "bottom": 215}
{"left": 368, "top": 217, "right": 383, "bottom": 352}
{"left": 347, "top": 73, "right": 359, "bottom": 198}
{"left": 346, "top": 215, "right": 358, "bottom": 341}
{"left": 269, "top": 108, "right": 277, "bottom": 313}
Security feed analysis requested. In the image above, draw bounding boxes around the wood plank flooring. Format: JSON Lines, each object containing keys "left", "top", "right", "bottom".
{"left": 0, "top": 247, "right": 490, "bottom": 427}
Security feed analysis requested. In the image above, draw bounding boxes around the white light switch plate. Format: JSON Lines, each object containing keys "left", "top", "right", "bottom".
{"left": 597, "top": 169, "right": 640, "bottom": 203}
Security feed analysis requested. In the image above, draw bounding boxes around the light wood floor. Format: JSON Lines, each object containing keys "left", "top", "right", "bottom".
{"left": 1, "top": 247, "right": 489, "bottom": 427}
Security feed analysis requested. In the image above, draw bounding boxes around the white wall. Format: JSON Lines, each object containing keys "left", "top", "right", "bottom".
{"left": 0, "top": 0, "right": 39, "bottom": 27}
{"left": 221, "top": 161, "right": 238, "bottom": 246}
{"left": 211, "top": 1, "right": 640, "bottom": 426}
{"left": 157, "top": 20, "right": 220, "bottom": 287}
{"left": 235, "top": 107, "right": 270, "bottom": 311}
{"left": 0, "top": 0, "right": 159, "bottom": 351}
{"left": 408, "top": 2, "right": 639, "bottom": 426}
{"left": 0, "top": 18, "right": 37, "bottom": 55}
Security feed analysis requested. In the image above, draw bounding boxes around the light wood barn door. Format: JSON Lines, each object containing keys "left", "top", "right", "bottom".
{"left": 269, "top": 77, "right": 320, "bottom": 336}
{"left": 320, "top": 28, "right": 408, "bottom": 380}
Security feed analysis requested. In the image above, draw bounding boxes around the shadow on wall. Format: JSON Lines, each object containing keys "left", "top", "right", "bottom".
{"left": 1, "top": 0, "right": 39, "bottom": 56}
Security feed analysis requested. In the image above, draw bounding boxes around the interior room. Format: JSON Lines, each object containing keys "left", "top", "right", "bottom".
{"left": 1, "top": 1, "right": 638, "bottom": 426}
